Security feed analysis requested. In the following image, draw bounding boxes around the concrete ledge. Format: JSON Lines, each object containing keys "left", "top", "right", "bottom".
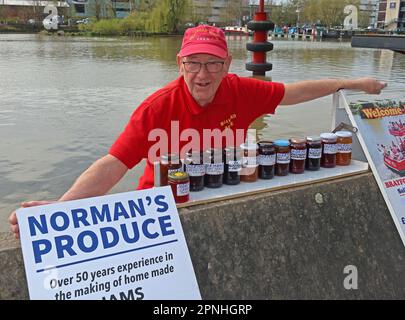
{"left": 1, "top": 172, "right": 404, "bottom": 299}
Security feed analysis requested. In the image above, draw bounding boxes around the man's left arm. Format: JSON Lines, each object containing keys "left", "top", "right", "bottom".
{"left": 280, "top": 77, "right": 387, "bottom": 106}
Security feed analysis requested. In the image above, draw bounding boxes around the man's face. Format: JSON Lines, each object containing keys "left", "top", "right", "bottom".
{"left": 177, "top": 53, "right": 232, "bottom": 107}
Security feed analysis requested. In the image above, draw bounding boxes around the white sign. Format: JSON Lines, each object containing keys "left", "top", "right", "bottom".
{"left": 16, "top": 187, "right": 201, "bottom": 300}
{"left": 341, "top": 93, "right": 405, "bottom": 246}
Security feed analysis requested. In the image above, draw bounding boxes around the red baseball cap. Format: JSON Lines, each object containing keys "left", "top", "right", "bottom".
{"left": 178, "top": 25, "right": 228, "bottom": 59}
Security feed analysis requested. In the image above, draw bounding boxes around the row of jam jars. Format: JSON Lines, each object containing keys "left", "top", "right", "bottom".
{"left": 160, "top": 153, "right": 183, "bottom": 186}
{"left": 184, "top": 151, "right": 205, "bottom": 191}
{"left": 240, "top": 142, "right": 259, "bottom": 182}
{"left": 320, "top": 133, "right": 338, "bottom": 168}
{"left": 289, "top": 138, "right": 307, "bottom": 174}
{"left": 204, "top": 148, "right": 224, "bottom": 188}
{"left": 223, "top": 147, "right": 242, "bottom": 185}
{"left": 168, "top": 171, "right": 190, "bottom": 203}
{"left": 258, "top": 141, "right": 276, "bottom": 179}
{"left": 336, "top": 131, "right": 353, "bottom": 166}
{"left": 274, "top": 140, "right": 290, "bottom": 176}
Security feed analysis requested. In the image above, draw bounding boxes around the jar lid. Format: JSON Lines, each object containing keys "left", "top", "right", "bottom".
{"left": 205, "top": 148, "right": 222, "bottom": 161}
{"left": 257, "top": 141, "right": 274, "bottom": 147}
{"left": 240, "top": 142, "right": 258, "bottom": 150}
{"left": 168, "top": 171, "right": 189, "bottom": 181}
{"left": 335, "top": 130, "right": 353, "bottom": 138}
{"left": 320, "top": 133, "right": 337, "bottom": 142}
{"left": 224, "top": 146, "right": 242, "bottom": 153}
{"left": 306, "top": 135, "right": 321, "bottom": 142}
{"left": 161, "top": 153, "right": 180, "bottom": 163}
{"left": 290, "top": 137, "right": 306, "bottom": 144}
{"left": 186, "top": 150, "right": 203, "bottom": 157}
{"left": 274, "top": 139, "right": 290, "bottom": 147}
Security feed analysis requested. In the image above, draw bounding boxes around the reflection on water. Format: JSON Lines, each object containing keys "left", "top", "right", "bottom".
{"left": 0, "top": 34, "right": 404, "bottom": 232}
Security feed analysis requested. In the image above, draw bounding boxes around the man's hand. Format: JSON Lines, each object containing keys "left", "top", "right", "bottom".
{"left": 352, "top": 77, "right": 387, "bottom": 94}
{"left": 9, "top": 201, "right": 56, "bottom": 240}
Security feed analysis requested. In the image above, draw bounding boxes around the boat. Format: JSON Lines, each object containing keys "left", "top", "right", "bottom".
{"left": 224, "top": 26, "right": 251, "bottom": 36}
{"left": 384, "top": 156, "right": 405, "bottom": 176}
{"left": 389, "top": 127, "right": 405, "bottom": 136}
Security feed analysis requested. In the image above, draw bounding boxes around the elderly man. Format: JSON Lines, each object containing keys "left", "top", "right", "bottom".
{"left": 9, "top": 25, "right": 386, "bottom": 239}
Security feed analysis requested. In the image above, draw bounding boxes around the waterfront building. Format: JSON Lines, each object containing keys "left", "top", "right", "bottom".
{"left": 0, "top": 0, "right": 69, "bottom": 22}
{"left": 377, "top": 0, "right": 405, "bottom": 30}
{"left": 359, "top": 0, "right": 379, "bottom": 27}
{"left": 67, "top": 0, "right": 133, "bottom": 19}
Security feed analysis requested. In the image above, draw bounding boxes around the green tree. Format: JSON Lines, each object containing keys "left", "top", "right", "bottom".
{"left": 220, "top": 0, "right": 244, "bottom": 26}
{"left": 166, "top": 0, "right": 190, "bottom": 33}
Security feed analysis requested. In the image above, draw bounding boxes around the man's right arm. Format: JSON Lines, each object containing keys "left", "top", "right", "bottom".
{"left": 59, "top": 154, "right": 128, "bottom": 201}
{"left": 9, "top": 154, "right": 128, "bottom": 239}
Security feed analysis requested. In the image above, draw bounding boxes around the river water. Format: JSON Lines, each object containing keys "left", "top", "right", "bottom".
{"left": 0, "top": 33, "right": 404, "bottom": 233}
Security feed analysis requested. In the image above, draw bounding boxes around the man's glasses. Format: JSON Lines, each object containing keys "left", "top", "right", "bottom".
{"left": 182, "top": 61, "right": 225, "bottom": 73}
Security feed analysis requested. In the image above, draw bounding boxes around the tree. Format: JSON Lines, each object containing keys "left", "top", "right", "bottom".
{"left": 166, "top": 0, "right": 190, "bottom": 33}
{"left": 220, "top": 0, "right": 244, "bottom": 26}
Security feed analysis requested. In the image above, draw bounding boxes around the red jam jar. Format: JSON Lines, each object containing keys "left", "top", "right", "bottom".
{"left": 320, "top": 133, "right": 338, "bottom": 168}
{"left": 160, "top": 153, "right": 182, "bottom": 186}
{"left": 204, "top": 148, "right": 224, "bottom": 188}
{"left": 258, "top": 141, "right": 276, "bottom": 179}
{"left": 289, "top": 137, "right": 306, "bottom": 174}
{"left": 184, "top": 151, "right": 205, "bottom": 191}
{"left": 274, "top": 139, "right": 290, "bottom": 176}
{"left": 305, "top": 135, "right": 322, "bottom": 171}
{"left": 168, "top": 171, "right": 190, "bottom": 203}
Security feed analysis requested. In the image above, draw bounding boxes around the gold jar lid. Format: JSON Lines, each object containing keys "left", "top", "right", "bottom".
{"left": 168, "top": 171, "right": 189, "bottom": 181}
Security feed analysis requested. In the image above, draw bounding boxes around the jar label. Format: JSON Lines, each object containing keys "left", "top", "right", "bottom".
{"left": 243, "top": 156, "right": 257, "bottom": 167}
{"left": 228, "top": 160, "right": 242, "bottom": 172}
{"left": 276, "top": 152, "right": 290, "bottom": 164}
{"left": 258, "top": 154, "right": 276, "bottom": 165}
{"left": 205, "top": 163, "right": 224, "bottom": 175}
{"left": 290, "top": 149, "right": 306, "bottom": 160}
{"left": 337, "top": 143, "right": 352, "bottom": 154}
{"left": 168, "top": 168, "right": 183, "bottom": 174}
{"left": 308, "top": 148, "right": 322, "bottom": 159}
{"left": 323, "top": 143, "right": 337, "bottom": 154}
{"left": 177, "top": 182, "right": 189, "bottom": 196}
{"left": 185, "top": 164, "right": 205, "bottom": 177}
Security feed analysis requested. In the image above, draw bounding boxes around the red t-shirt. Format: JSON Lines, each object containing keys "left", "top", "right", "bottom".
{"left": 109, "top": 74, "right": 285, "bottom": 190}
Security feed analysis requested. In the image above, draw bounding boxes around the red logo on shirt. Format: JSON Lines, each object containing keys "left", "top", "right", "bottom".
{"left": 220, "top": 113, "right": 236, "bottom": 129}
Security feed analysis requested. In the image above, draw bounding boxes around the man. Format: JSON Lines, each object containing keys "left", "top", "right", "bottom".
{"left": 9, "top": 25, "right": 386, "bottom": 239}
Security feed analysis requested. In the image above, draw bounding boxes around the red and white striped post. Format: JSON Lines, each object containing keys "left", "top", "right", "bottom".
{"left": 246, "top": 0, "right": 274, "bottom": 76}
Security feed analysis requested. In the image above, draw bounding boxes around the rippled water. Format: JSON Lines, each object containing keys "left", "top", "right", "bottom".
{"left": 0, "top": 34, "right": 404, "bottom": 232}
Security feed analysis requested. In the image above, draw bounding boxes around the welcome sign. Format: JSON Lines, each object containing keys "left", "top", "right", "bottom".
{"left": 16, "top": 187, "right": 201, "bottom": 300}
{"left": 342, "top": 95, "right": 405, "bottom": 246}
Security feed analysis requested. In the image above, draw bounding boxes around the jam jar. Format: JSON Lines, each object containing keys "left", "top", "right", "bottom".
{"left": 274, "top": 140, "right": 290, "bottom": 176}
{"left": 289, "top": 137, "right": 306, "bottom": 174}
{"left": 240, "top": 142, "right": 259, "bottom": 182}
{"left": 257, "top": 141, "right": 275, "bottom": 179}
{"left": 184, "top": 151, "right": 205, "bottom": 191}
{"left": 336, "top": 131, "right": 353, "bottom": 166}
{"left": 160, "top": 153, "right": 182, "bottom": 186}
{"left": 168, "top": 171, "right": 189, "bottom": 204}
{"left": 204, "top": 148, "right": 224, "bottom": 188}
{"left": 305, "top": 135, "right": 322, "bottom": 171}
{"left": 320, "top": 133, "right": 338, "bottom": 168}
{"left": 223, "top": 147, "right": 242, "bottom": 185}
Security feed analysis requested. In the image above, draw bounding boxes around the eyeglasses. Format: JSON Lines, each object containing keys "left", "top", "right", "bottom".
{"left": 182, "top": 61, "right": 225, "bottom": 73}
